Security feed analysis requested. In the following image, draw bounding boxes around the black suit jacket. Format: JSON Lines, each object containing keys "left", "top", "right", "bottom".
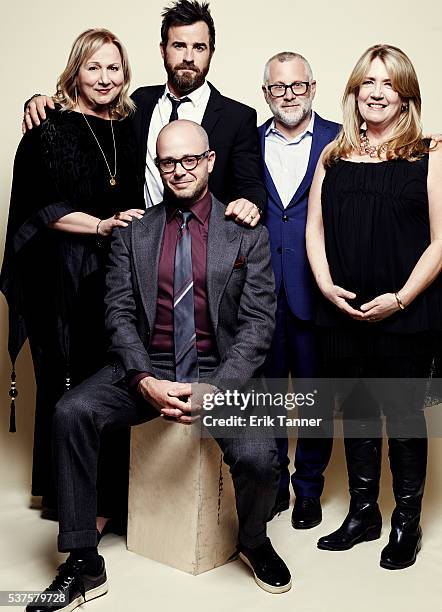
{"left": 105, "top": 196, "right": 276, "bottom": 390}
{"left": 130, "top": 82, "right": 266, "bottom": 210}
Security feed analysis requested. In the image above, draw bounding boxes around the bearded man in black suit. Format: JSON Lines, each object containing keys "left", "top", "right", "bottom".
{"left": 24, "top": 0, "right": 265, "bottom": 227}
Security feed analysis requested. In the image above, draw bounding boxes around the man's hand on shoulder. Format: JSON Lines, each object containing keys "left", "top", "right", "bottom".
{"left": 138, "top": 376, "right": 195, "bottom": 424}
{"left": 22, "top": 95, "right": 55, "bottom": 134}
{"left": 225, "top": 198, "right": 261, "bottom": 227}
{"left": 426, "top": 132, "right": 442, "bottom": 143}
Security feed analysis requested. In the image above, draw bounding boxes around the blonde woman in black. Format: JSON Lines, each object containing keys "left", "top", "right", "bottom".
{"left": 307, "top": 44, "right": 442, "bottom": 569}
{"left": 1, "top": 29, "right": 144, "bottom": 533}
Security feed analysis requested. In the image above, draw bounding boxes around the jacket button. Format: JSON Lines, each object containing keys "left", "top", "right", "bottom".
{"left": 276, "top": 247, "right": 282, "bottom": 254}
{"left": 282, "top": 215, "right": 289, "bottom": 222}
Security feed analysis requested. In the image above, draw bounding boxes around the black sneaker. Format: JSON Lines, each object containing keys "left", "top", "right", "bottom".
{"left": 239, "top": 538, "right": 292, "bottom": 594}
{"left": 26, "top": 556, "right": 108, "bottom": 611}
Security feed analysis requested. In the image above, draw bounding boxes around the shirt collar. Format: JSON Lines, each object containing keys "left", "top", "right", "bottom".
{"left": 265, "top": 110, "right": 315, "bottom": 143}
{"left": 166, "top": 190, "right": 212, "bottom": 225}
{"left": 162, "top": 81, "right": 210, "bottom": 108}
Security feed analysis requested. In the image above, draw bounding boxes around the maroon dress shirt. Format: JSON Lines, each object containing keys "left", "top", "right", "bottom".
{"left": 130, "top": 191, "right": 216, "bottom": 390}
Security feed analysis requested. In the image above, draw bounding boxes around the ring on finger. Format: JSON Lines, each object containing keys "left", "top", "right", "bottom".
{"left": 114, "top": 212, "right": 121, "bottom": 220}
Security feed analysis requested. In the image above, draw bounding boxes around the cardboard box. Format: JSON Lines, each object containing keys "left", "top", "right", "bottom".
{"left": 127, "top": 419, "right": 238, "bottom": 575}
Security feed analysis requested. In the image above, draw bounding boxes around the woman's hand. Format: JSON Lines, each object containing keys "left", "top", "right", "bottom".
{"left": 98, "top": 208, "right": 145, "bottom": 236}
{"left": 360, "top": 293, "right": 400, "bottom": 322}
{"left": 323, "top": 284, "right": 365, "bottom": 320}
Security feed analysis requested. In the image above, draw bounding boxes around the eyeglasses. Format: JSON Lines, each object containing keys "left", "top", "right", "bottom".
{"left": 155, "top": 150, "right": 210, "bottom": 174}
{"left": 267, "top": 82, "right": 311, "bottom": 98}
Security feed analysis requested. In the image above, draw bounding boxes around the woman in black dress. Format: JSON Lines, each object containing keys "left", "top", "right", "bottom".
{"left": 0, "top": 29, "right": 144, "bottom": 531}
{"left": 306, "top": 44, "right": 442, "bottom": 569}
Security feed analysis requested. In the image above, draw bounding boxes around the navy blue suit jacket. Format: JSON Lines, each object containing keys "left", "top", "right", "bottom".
{"left": 259, "top": 113, "right": 340, "bottom": 321}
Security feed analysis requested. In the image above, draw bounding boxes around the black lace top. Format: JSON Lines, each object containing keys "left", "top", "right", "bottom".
{"left": 1, "top": 109, "right": 143, "bottom": 369}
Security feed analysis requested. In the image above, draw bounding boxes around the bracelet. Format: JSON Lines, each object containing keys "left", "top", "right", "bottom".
{"left": 96, "top": 219, "right": 106, "bottom": 248}
{"left": 394, "top": 292, "right": 406, "bottom": 310}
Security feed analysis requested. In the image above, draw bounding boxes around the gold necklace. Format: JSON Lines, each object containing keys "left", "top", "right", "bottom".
{"left": 79, "top": 109, "right": 117, "bottom": 187}
{"left": 359, "top": 130, "right": 387, "bottom": 159}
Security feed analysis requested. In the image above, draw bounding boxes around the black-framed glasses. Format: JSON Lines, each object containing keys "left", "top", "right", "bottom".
{"left": 155, "top": 150, "right": 210, "bottom": 174}
{"left": 267, "top": 81, "right": 311, "bottom": 98}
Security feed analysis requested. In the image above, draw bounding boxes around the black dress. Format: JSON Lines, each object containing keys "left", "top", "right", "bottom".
{"left": 0, "top": 109, "right": 144, "bottom": 510}
{"left": 317, "top": 155, "right": 442, "bottom": 422}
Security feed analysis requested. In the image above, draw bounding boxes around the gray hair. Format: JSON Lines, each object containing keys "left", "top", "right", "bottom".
{"left": 263, "top": 52, "right": 313, "bottom": 85}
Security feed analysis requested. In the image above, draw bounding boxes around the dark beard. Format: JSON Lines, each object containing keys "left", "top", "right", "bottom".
{"left": 165, "top": 59, "right": 210, "bottom": 95}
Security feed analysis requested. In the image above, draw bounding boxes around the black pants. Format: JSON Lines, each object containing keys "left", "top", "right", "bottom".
{"left": 321, "top": 328, "right": 433, "bottom": 436}
{"left": 25, "top": 261, "right": 129, "bottom": 518}
{"left": 53, "top": 359, "right": 280, "bottom": 552}
{"left": 321, "top": 329, "right": 432, "bottom": 510}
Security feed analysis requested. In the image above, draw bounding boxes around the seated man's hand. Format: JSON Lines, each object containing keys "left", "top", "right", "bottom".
{"left": 225, "top": 198, "right": 261, "bottom": 227}
{"left": 22, "top": 95, "right": 55, "bottom": 133}
{"left": 173, "top": 383, "right": 219, "bottom": 425}
{"left": 189, "top": 383, "right": 219, "bottom": 412}
{"left": 138, "top": 376, "right": 193, "bottom": 424}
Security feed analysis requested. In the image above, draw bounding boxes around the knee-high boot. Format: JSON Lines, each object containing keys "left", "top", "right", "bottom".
{"left": 380, "top": 437, "right": 427, "bottom": 569}
{"left": 317, "top": 437, "right": 382, "bottom": 551}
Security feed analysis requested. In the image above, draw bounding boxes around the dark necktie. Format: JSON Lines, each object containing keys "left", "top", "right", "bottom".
{"left": 174, "top": 211, "right": 199, "bottom": 382}
{"left": 167, "top": 93, "right": 191, "bottom": 122}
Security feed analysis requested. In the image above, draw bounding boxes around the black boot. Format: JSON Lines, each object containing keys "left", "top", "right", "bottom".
{"left": 380, "top": 437, "right": 427, "bottom": 570}
{"left": 318, "top": 437, "right": 382, "bottom": 551}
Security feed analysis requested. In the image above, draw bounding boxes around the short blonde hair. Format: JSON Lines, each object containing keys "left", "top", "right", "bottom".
{"left": 325, "top": 44, "right": 428, "bottom": 166}
{"left": 54, "top": 28, "right": 135, "bottom": 119}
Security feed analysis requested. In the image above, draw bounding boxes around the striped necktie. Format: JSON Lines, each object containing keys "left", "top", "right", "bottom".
{"left": 173, "top": 211, "right": 199, "bottom": 382}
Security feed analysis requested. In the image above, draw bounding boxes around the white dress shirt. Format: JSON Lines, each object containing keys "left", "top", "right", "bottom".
{"left": 144, "top": 81, "right": 211, "bottom": 207}
{"left": 264, "top": 111, "right": 315, "bottom": 208}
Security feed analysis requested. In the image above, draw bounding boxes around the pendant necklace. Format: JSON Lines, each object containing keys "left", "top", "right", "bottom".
{"left": 80, "top": 107, "right": 117, "bottom": 187}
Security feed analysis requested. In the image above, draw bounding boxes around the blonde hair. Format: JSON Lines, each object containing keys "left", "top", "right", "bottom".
{"left": 54, "top": 28, "right": 135, "bottom": 119}
{"left": 324, "top": 44, "right": 428, "bottom": 166}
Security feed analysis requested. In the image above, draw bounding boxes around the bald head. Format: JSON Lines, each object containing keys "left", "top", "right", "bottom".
{"left": 156, "top": 119, "right": 209, "bottom": 158}
{"left": 155, "top": 119, "right": 215, "bottom": 205}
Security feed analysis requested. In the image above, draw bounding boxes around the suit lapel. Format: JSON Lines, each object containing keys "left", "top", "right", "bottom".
{"left": 259, "top": 121, "right": 284, "bottom": 210}
{"left": 201, "top": 82, "right": 223, "bottom": 138}
{"left": 136, "top": 86, "right": 164, "bottom": 174}
{"left": 207, "top": 197, "right": 241, "bottom": 332}
{"left": 132, "top": 196, "right": 243, "bottom": 336}
{"left": 132, "top": 206, "right": 166, "bottom": 330}
{"left": 286, "top": 116, "right": 333, "bottom": 208}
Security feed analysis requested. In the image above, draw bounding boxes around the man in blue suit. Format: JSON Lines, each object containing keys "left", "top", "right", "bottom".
{"left": 260, "top": 52, "right": 340, "bottom": 529}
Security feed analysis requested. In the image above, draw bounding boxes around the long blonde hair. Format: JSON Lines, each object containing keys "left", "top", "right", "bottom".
{"left": 324, "top": 44, "right": 427, "bottom": 166}
{"left": 54, "top": 28, "right": 135, "bottom": 119}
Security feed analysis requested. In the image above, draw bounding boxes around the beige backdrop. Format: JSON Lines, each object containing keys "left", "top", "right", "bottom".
{"left": 0, "top": 1, "right": 441, "bottom": 608}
